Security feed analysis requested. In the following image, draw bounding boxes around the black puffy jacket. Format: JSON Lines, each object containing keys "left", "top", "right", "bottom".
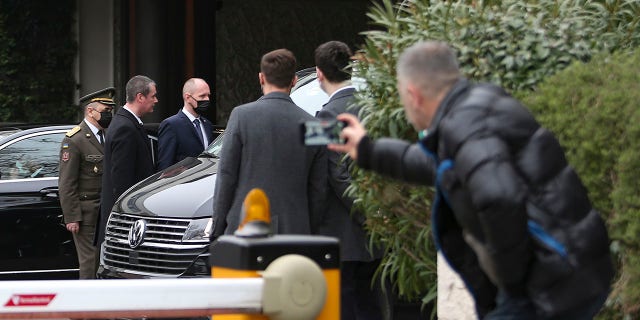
{"left": 357, "top": 79, "right": 613, "bottom": 317}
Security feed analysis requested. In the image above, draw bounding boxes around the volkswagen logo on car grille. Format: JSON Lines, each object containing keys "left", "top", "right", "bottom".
{"left": 128, "top": 219, "right": 147, "bottom": 249}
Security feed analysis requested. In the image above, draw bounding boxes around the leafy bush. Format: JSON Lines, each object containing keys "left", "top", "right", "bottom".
{"left": 609, "top": 100, "right": 640, "bottom": 318}
{"left": 351, "top": 0, "right": 640, "bottom": 310}
{"left": 0, "top": 13, "right": 13, "bottom": 121}
{"left": 522, "top": 49, "right": 640, "bottom": 319}
{"left": 0, "top": 0, "right": 77, "bottom": 123}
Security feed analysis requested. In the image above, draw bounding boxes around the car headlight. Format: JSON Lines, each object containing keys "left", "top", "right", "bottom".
{"left": 182, "top": 217, "right": 212, "bottom": 242}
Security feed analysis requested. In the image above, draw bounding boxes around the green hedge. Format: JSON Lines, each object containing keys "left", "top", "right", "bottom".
{"left": 0, "top": 0, "right": 77, "bottom": 123}
{"left": 523, "top": 50, "right": 640, "bottom": 318}
{"left": 611, "top": 111, "right": 640, "bottom": 316}
{"left": 351, "top": 0, "right": 640, "bottom": 313}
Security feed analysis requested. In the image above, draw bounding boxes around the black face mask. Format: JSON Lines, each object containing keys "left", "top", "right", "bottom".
{"left": 97, "top": 111, "right": 113, "bottom": 128}
{"left": 193, "top": 99, "right": 210, "bottom": 115}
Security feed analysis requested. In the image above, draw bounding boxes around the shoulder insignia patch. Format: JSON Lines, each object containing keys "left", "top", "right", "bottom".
{"left": 66, "top": 126, "right": 81, "bottom": 137}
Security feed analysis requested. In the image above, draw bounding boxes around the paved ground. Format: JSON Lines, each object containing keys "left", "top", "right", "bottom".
{"left": 437, "top": 252, "right": 478, "bottom": 320}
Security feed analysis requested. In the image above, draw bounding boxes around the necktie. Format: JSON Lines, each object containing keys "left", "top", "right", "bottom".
{"left": 97, "top": 130, "right": 104, "bottom": 146}
{"left": 193, "top": 118, "right": 205, "bottom": 147}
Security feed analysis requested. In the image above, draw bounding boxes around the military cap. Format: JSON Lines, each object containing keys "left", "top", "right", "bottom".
{"left": 80, "top": 87, "right": 116, "bottom": 107}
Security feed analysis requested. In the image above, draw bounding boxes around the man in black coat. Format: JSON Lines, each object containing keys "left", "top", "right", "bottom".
{"left": 314, "top": 41, "right": 386, "bottom": 320}
{"left": 96, "top": 75, "right": 157, "bottom": 246}
{"left": 157, "top": 78, "right": 215, "bottom": 170}
{"left": 331, "top": 41, "right": 612, "bottom": 319}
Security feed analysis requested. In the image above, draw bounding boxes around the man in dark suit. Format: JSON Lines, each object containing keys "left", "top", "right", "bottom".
{"left": 59, "top": 87, "right": 115, "bottom": 279}
{"left": 315, "top": 41, "right": 386, "bottom": 320}
{"left": 157, "top": 78, "right": 214, "bottom": 170}
{"left": 211, "top": 48, "right": 327, "bottom": 238}
{"left": 96, "top": 75, "right": 157, "bottom": 246}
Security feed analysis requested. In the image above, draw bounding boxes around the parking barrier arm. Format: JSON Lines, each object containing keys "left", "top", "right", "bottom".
{"left": 0, "top": 277, "right": 262, "bottom": 319}
{"left": 0, "top": 254, "right": 328, "bottom": 320}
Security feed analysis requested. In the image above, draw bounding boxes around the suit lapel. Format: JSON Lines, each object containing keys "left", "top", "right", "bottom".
{"left": 177, "top": 111, "right": 203, "bottom": 143}
{"left": 202, "top": 119, "right": 214, "bottom": 142}
{"left": 118, "top": 108, "right": 151, "bottom": 151}
{"left": 80, "top": 121, "right": 104, "bottom": 153}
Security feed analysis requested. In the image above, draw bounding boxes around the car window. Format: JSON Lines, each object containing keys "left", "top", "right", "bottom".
{"left": 204, "top": 133, "right": 223, "bottom": 157}
{"left": 0, "top": 132, "right": 65, "bottom": 180}
{"left": 202, "top": 73, "right": 326, "bottom": 159}
{"left": 290, "top": 75, "right": 328, "bottom": 116}
{"left": 149, "top": 135, "right": 158, "bottom": 167}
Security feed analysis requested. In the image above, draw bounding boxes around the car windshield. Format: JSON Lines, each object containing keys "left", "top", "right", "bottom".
{"left": 202, "top": 133, "right": 224, "bottom": 158}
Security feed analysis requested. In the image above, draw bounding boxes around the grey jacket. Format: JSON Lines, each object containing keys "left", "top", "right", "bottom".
{"left": 212, "top": 92, "right": 327, "bottom": 237}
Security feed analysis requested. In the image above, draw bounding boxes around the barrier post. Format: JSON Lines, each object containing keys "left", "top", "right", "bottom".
{"left": 210, "top": 189, "right": 340, "bottom": 320}
{"left": 211, "top": 235, "right": 340, "bottom": 320}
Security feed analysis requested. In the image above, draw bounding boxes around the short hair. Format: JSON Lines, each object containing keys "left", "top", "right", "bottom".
{"left": 397, "top": 41, "right": 461, "bottom": 98}
{"left": 315, "top": 41, "right": 353, "bottom": 83}
{"left": 260, "top": 49, "right": 297, "bottom": 88}
{"left": 125, "top": 75, "right": 156, "bottom": 103}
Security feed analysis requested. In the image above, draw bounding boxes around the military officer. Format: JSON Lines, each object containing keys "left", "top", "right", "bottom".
{"left": 59, "top": 87, "right": 115, "bottom": 279}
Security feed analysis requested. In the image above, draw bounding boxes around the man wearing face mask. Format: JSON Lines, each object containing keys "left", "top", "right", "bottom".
{"left": 59, "top": 87, "right": 115, "bottom": 279}
{"left": 157, "top": 78, "right": 215, "bottom": 171}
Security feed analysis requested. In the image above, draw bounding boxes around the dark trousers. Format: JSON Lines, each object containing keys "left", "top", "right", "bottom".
{"left": 484, "top": 290, "right": 609, "bottom": 320}
{"left": 341, "top": 259, "right": 388, "bottom": 320}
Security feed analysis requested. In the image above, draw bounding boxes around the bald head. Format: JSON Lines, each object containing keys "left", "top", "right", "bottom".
{"left": 182, "top": 78, "right": 211, "bottom": 116}
{"left": 183, "top": 78, "right": 208, "bottom": 95}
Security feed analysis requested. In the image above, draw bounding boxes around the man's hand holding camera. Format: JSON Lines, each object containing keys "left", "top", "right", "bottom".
{"left": 327, "top": 113, "right": 367, "bottom": 161}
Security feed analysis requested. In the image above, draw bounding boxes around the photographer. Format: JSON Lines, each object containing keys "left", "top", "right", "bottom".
{"left": 330, "top": 41, "right": 612, "bottom": 319}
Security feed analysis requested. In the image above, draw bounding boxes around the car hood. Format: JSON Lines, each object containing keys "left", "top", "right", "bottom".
{"left": 114, "top": 156, "right": 218, "bottom": 218}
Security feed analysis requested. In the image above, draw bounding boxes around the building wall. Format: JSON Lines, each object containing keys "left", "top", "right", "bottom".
{"left": 76, "top": 0, "right": 114, "bottom": 101}
{"left": 76, "top": 0, "right": 373, "bottom": 125}
{"left": 214, "top": 0, "right": 373, "bottom": 125}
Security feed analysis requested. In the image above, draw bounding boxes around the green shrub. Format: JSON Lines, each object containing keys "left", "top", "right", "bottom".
{"left": 0, "top": 0, "right": 77, "bottom": 123}
{"left": 351, "top": 0, "right": 640, "bottom": 310}
{"left": 522, "top": 49, "right": 640, "bottom": 319}
{"left": 521, "top": 51, "right": 639, "bottom": 220}
{"left": 610, "top": 108, "right": 640, "bottom": 317}
{"left": 0, "top": 13, "right": 13, "bottom": 121}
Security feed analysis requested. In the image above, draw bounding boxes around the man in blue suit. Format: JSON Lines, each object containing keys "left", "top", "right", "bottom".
{"left": 157, "top": 78, "right": 214, "bottom": 170}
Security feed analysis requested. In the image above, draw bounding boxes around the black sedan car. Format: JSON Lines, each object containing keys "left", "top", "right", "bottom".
{"left": 0, "top": 125, "right": 77, "bottom": 280}
{"left": 0, "top": 124, "right": 158, "bottom": 280}
{"left": 97, "top": 73, "right": 428, "bottom": 318}
{"left": 97, "top": 70, "right": 328, "bottom": 279}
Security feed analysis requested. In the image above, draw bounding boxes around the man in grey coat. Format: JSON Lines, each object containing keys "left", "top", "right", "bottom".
{"left": 211, "top": 48, "right": 327, "bottom": 238}
{"left": 314, "top": 41, "right": 386, "bottom": 320}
